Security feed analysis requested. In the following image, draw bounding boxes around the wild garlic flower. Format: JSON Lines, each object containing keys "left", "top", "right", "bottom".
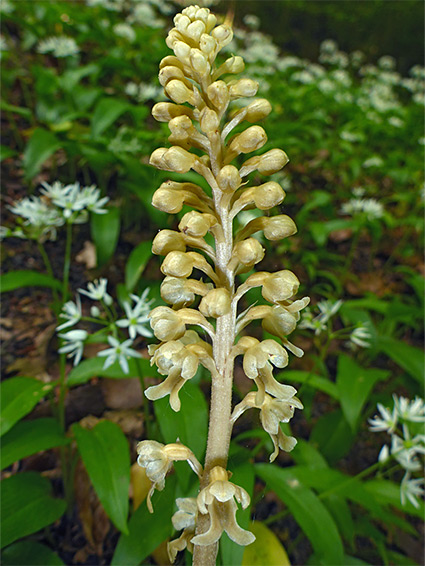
{"left": 8, "top": 196, "right": 64, "bottom": 241}
{"left": 41, "top": 181, "right": 109, "bottom": 221}
{"left": 58, "top": 329, "right": 88, "bottom": 365}
{"left": 349, "top": 324, "right": 372, "bottom": 349}
{"left": 136, "top": 440, "right": 202, "bottom": 512}
{"left": 341, "top": 197, "right": 384, "bottom": 220}
{"left": 97, "top": 336, "right": 142, "bottom": 374}
{"left": 57, "top": 296, "right": 82, "bottom": 331}
{"left": 37, "top": 36, "right": 80, "bottom": 58}
{"left": 116, "top": 291, "right": 153, "bottom": 339}
{"left": 370, "top": 395, "right": 425, "bottom": 508}
{"left": 143, "top": 5, "right": 308, "bottom": 559}
{"left": 78, "top": 278, "right": 113, "bottom": 305}
{"left": 191, "top": 466, "right": 255, "bottom": 547}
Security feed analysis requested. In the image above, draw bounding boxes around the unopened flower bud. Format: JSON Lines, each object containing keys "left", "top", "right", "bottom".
{"left": 262, "top": 270, "right": 300, "bottom": 303}
{"left": 159, "top": 66, "right": 186, "bottom": 87}
{"left": 211, "top": 24, "right": 233, "bottom": 47}
{"left": 200, "top": 33, "right": 217, "bottom": 56}
{"left": 166, "top": 29, "right": 183, "bottom": 50}
{"left": 152, "top": 229, "right": 186, "bottom": 255}
{"left": 199, "top": 288, "right": 231, "bottom": 318}
{"left": 207, "top": 81, "right": 230, "bottom": 111}
{"left": 231, "top": 238, "right": 265, "bottom": 271}
{"left": 217, "top": 55, "right": 245, "bottom": 77}
{"left": 150, "top": 306, "right": 186, "bottom": 341}
{"left": 228, "top": 78, "right": 259, "bottom": 99}
{"left": 173, "top": 40, "right": 191, "bottom": 63}
{"left": 216, "top": 165, "right": 242, "bottom": 192}
{"left": 190, "top": 48, "right": 210, "bottom": 75}
{"left": 262, "top": 215, "right": 297, "bottom": 240}
{"left": 253, "top": 182, "right": 285, "bottom": 209}
{"left": 186, "top": 20, "right": 206, "bottom": 42}
{"left": 244, "top": 99, "right": 273, "bottom": 122}
{"left": 159, "top": 56, "right": 184, "bottom": 71}
{"left": 152, "top": 186, "right": 184, "bottom": 213}
{"left": 161, "top": 250, "right": 195, "bottom": 278}
{"left": 228, "top": 126, "right": 267, "bottom": 157}
{"left": 152, "top": 102, "right": 194, "bottom": 123}
{"left": 199, "top": 107, "right": 220, "bottom": 135}
{"left": 174, "top": 13, "right": 191, "bottom": 34}
{"left": 150, "top": 146, "right": 196, "bottom": 173}
{"left": 165, "top": 79, "right": 195, "bottom": 105}
{"left": 179, "top": 211, "right": 217, "bottom": 237}
{"left": 240, "top": 149, "right": 289, "bottom": 177}
{"left": 161, "top": 276, "right": 210, "bottom": 306}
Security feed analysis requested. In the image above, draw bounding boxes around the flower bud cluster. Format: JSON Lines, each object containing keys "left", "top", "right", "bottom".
{"left": 138, "top": 5, "right": 310, "bottom": 560}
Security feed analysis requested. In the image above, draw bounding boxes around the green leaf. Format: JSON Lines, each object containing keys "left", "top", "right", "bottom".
{"left": 377, "top": 336, "right": 424, "bottom": 385}
{"left": 91, "top": 207, "right": 121, "bottom": 267}
{"left": 155, "top": 382, "right": 208, "bottom": 491}
{"left": 1, "top": 270, "right": 62, "bottom": 293}
{"left": 364, "top": 479, "right": 424, "bottom": 519}
{"left": 256, "top": 464, "right": 344, "bottom": 565}
{"left": 111, "top": 476, "right": 176, "bottom": 566}
{"left": 91, "top": 98, "right": 129, "bottom": 138}
{"left": 1, "top": 377, "right": 53, "bottom": 437}
{"left": 278, "top": 370, "right": 339, "bottom": 399}
{"left": 324, "top": 494, "right": 355, "bottom": 547}
{"left": 1, "top": 472, "right": 66, "bottom": 549}
{"left": 310, "top": 409, "right": 355, "bottom": 465}
{"left": 67, "top": 356, "right": 155, "bottom": 386}
{"left": 0, "top": 101, "right": 32, "bottom": 118}
{"left": 1, "top": 540, "right": 64, "bottom": 565}
{"left": 72, "top": 420, "right": 130, "bottom": 534}
{"left": 1, "top": 418, "right": 69, "bottom": 470}
{"left": 125, "top": 241, "right": 152, "bottom": 292}
{"left": 0, "top": 145, "right": 17, "bottom": 161}
{"left": 23, "top": 128, "right": 61, "bottom": 180}
{"left": 242, "top": 522, "right": 290, "bottom": 566}
{"left": 336, "top": 354, "right": 389, "bottom": 431}
{"left": 221, "top": 456, "right": 255, "bottom": 566}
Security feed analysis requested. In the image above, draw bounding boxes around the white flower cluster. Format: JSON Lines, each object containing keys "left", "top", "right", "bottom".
{"left": 124, "top": 81, "right": 164, "bottom": 102}
{"left": 37, "top": 36, "right": 79, "bottom": 58}
{"left": 299, "top": 299, "right": 343, "bottom": 336}
{"left": 370, "top": 395, "right": 425, "bottom": 508}
{"left": 340, "top": 197, "right": 384, "bottom": 220}
{"left": 2, "top": 181, "right": 109, "bottom": 242}
{"left": 57, "top": 282, "right": 153, "bottom": 372}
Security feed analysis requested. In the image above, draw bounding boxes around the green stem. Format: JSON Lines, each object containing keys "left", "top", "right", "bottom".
{"left": 343, "top": 228, "right": 362, "bottom": 277}
{"left": 62, "top": 221, "right": 73, "bottom": 302}
{"left": 37, "top": 241, "right": 60, "bottom": 310}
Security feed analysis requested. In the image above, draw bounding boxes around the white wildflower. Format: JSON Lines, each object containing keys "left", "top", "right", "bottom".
{"left": 363, "top": 156, "right": 384, "bottom": 168}
{"left": 349, "top": 324, "right": 372, "bottom": 348}
{"left": 243, "top": 14, "right": 260, "bottom": 30}
{"left": 292, "top": 70, "right": 315, "bottom": 85}
{"left": 116, "top": 290, "right": 153, "bottom": 339}
{"left": 8, "top": 196, "right": 64, "bottom": 241}
{"left": 97, "top": 336, "right": 142, "bottom": 374}
{"left": 369, "top": 403, "right": 397, "bottom": 433}
{"left": 78, "top": 278, "right": 113, "bottom": 305}
{"left": 58, "top": 329, "right": 88, "bottom": 365}
{"left": 378, "top": 55, "right": 396, "bottom": 71}
{"left": 37, "top": 36, "right": 79, "bottom": 58}
{"left": 400, "top": 475, "right": 424, "bottom": 508}
{"left": 113, "top": 23, "right": 136, "bottom": 42}
{"left": 394, "top": 396, "right": 425, "bottom": 423}
{"left": 41, "top": 181, "right": 108, "bottom": 220}
{"left": 57, "top": 296, "right": 82, "bottom": 331}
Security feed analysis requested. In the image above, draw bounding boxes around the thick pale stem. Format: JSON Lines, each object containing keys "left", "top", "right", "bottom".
{"left": 193, "top": 172, "right": 235, "bottom": 566}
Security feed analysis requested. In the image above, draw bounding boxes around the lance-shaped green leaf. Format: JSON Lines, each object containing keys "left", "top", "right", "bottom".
{"left": 73, "top": 420, "right": 130, "bottom": 534}
{"left": 1, "top": 472, "right": 66, "bottom": 549}
{"left": 1, "top": 418, "right": 69, "bottom": 470}
{"left": 111, "top": 475, "right": 176, "bottom": 566}
{"left": 1, "top": 540, "right": 65, "bottom": 565}
{"left": 0, "top": 271, "right": 62, "bottom": 294}
{"left": 336, "top": 354, "right": 389, "bottom": 431}
{"left": 377, "top": 336, "right": 424, "bottom": 385}
{"left": 256, "top": 464, "right": 344, "bottom": 566}
{"left": 1, "top": 377, "right": 53, "bottom": 437}
{"left": 23, "top": 128, "right": 61, "bottom": 180}
{"left": 91, "top": 207, "right": 121, "bottom": 267}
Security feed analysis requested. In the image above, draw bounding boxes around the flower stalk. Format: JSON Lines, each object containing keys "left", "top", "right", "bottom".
{"left": 138, "top": 6, "right": 309, "bottom": 565}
